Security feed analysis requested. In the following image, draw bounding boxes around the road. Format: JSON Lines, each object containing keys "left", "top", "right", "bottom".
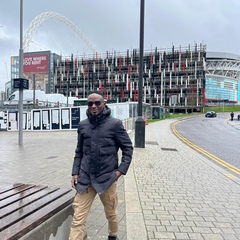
{"left": 174, "top": 113, "right": 240, "bottom": 173}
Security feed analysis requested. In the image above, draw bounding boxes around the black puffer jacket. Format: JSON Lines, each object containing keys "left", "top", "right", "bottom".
{"left": 72, "top": 106, "right": 133, "bottom": 195}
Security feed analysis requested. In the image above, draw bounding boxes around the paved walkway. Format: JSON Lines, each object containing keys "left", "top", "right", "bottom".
{"left": 0, "top": 130, "right": 127, "bottom": 240}
{"left": 126, "top": 118, "right": 240, "bottom": 240}
{"left": 1, "top": 118, "right": 240, "bottom": 240}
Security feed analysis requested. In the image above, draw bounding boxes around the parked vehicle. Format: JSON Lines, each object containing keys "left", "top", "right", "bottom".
{"left": 205, "top": 111, "right": 217, "bottom": 117}
{"left": 46, "top": 93, "right": 66, "bottom": 107}
{"left": 4, "top": 90, "right": 47, "bottom": 106}
{"left": 4, "top": 90, "right": 79, "bottom": 108}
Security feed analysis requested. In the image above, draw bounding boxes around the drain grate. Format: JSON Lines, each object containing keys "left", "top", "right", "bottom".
{"left": 161, "top": 148, "right": 178, "bottom": 151}
{"left": 46, "top": 156, "right": 58, "bottom": 159}
{"left": 145, "top": 141, "right": 159, "bottom": 145}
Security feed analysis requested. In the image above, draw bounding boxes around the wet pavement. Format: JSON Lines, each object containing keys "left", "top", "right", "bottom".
{"left": 0, "top": 130, "right": 127, "bottom": 240}
{"left": 1, "top": 117, "right": 240, "bottom": 239}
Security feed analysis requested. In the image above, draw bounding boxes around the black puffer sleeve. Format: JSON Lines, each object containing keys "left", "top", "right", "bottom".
{"left": 114, "top": 120, "right": 133, "bottom": 174}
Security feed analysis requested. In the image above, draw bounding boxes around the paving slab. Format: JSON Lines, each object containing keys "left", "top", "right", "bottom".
{"left": 1, "top": 117, "right": 240, "bottom": 240}
{"left": 126, "top": 119, "right": 240, "bottom": 240}
{"left": 0, "top": 130, "right": 126, "bottom": 240}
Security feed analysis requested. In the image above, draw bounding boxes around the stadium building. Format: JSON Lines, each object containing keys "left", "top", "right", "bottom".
{"left": 205, "top": 52, "right": 240, "bottom": 106}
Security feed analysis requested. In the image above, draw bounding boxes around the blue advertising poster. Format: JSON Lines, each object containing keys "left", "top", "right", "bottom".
{"left": 71, "top": 108, "right": 80, "bottom": 129}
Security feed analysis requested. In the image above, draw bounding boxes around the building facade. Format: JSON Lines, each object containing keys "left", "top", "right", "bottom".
{"left": 8, "top": 45, "right": 240, "bottom": 113}
{"left": 206, "top": 52, "right": 240, "bottom": 105}
{"left": 9, "top": 51, "right": 60, "bottom": 96}
{"left": 54, "top": 44, "right": 206, "bottom": 113}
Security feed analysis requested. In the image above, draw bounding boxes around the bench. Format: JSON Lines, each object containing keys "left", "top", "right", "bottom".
{"left": 0, "top": 183, "right": 74, "bottom": 240}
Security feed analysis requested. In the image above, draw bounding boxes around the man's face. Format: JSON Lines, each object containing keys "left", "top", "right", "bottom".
{"left": 87, "top": 93, "right": 105, "bottom": 115}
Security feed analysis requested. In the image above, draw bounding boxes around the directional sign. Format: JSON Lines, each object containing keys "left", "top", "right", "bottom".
{"left": 13, "top": 78, "right": 29, "bottom": 89}
{"left": 13, "top": 78, "right": 21, "bottom": 88}
{"left": 22, "top": 78, "right": 29, "bottom": 89}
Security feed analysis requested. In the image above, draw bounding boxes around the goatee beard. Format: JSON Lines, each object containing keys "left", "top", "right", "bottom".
{"left": 91, "top": 113, "right": 98, "bottom": 121}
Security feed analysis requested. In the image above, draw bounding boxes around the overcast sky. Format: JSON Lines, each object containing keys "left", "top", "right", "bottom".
{"left": 1, "top": 0, "right": 240, "bottom": 92}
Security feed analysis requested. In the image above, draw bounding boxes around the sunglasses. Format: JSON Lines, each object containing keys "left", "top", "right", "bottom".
{"left": 87, "top": 101, "right": 102, "bottom": 107}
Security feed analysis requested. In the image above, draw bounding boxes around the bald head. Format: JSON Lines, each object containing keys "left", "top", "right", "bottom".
{"left": 88, "top": 93, "right": 104, "bottom": 102}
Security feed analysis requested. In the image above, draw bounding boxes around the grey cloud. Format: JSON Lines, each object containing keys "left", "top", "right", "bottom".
{"left": 1, "top": 0, "right": 240, "bottom": 91}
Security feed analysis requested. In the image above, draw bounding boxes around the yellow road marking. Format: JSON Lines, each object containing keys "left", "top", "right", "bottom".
{"left": 172, "top": 121, "right": 240, "bottom": 175}
{"left": 224, "top": 174, "right": 236, "bottom": 179}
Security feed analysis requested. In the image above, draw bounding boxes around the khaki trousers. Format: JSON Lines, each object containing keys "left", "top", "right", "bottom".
{"left": 69, "top": 182, "right": 118, "bottom": 240}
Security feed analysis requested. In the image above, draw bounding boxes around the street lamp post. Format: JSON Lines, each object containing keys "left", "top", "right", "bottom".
{"left": 18, "top": 0, "right": 24, "bottom": 145}
{"left": 67, "top": 80, "right": 69, "bottom": 107}
{"left": 33, "top": 73, "right": 36, "bottom": 108}
{"left": 134, "top": 0, "right": 145, "bottom": 148}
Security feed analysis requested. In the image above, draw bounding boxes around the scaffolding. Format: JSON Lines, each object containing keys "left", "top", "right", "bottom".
{"left": 54, "top": 43, "right": 206, "bottom": 113}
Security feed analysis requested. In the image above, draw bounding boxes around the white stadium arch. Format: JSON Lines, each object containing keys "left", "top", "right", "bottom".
{"left": 23, "top": 11, "right": 96, "bottom": 53}
{"left": 206, "top": 52, "right": 240, "bottom": 79}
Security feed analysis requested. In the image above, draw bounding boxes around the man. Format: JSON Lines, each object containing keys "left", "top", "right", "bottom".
{"left": 230, "top": 111, "right": 234, "bottom": 121}
{"left": 69, "top": 92, "right": 133, "bottom": 240}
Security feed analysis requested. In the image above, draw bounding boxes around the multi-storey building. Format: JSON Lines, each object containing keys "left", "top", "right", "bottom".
{"left": 10, "top": 51, "right": 61, "bottom": 95}
{"left": 12, "top": 44, "right": 240, "bottom": 114}
{"left": 54, "top": 44, "right": 206, "bottom": 113}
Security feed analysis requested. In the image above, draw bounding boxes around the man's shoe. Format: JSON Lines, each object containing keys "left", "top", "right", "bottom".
{"left": 108, "top": 236, "right": 118, "bottom": 240}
